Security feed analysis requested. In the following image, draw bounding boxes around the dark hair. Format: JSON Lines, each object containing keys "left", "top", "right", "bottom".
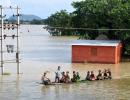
{"left": 58, "top": 66, "right": 60, "bottom": 69}
{"left": 87, "top": 71, "right": 90, "bottom": 73}
{"left": 44, "top": 73, "right": 46, "bottom": 76}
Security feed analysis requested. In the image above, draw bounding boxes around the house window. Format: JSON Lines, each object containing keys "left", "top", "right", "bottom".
{"left": 91, "top": 47, "right": 97, "bottom": 56}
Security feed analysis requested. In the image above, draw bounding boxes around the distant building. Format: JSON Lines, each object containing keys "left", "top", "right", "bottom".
{"left": 72, "top": 40, "right": 122, "bottom": 64}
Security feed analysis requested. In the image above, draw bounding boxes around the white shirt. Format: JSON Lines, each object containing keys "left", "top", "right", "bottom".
{"left": 55, "top": 69, "right": 62, "bottom": 78}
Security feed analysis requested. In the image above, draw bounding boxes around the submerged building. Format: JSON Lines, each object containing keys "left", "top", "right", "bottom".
{"left": 72, "top": 40, "right": 122, "bottom": 64}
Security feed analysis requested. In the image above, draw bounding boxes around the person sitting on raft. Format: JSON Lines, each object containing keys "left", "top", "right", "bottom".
{"left": 96, "top": 70, "right": 102, "bottom": 80}
{"left": 65, "top": 71, "right": 71, "bottom": 83}
{"left": 41, "top": 72, "right": 51, "bottom": 85}
{"left": 71, "top": 71, "right": 77, "bottom": 82}
{"left": 103, "top": 69, "right": 108, "bottom": 79}
{"left": 60, "top": 71, "right": 66, "bottom": 83}
{"left": 76, "top": 72, "right": 80, "bottom": 81}
{"left": 85, "top": 71, "right": 90, "bottom": 81}
{"left": 90, "top": 71, "right": 96, "bottom": 81}
{"left": 107, "top": 69, "right": 112, "bottom": 79}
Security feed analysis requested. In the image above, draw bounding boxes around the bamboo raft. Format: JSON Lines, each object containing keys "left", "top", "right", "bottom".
{"left": 39, "top": 79, "right": 112, "bottom": 86}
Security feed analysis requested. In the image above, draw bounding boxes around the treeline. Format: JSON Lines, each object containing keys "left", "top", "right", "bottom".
{"left": 42, "top": 0, "right": 130, "bottom": 56}
{"left": 43, "top": 0, "right": 130, "bottom": 38}
{"left": 29, "top": 19, "right": 44, "bottom": 24}
{"left": 3, "top": 19, "right": 44, "bottom": 25}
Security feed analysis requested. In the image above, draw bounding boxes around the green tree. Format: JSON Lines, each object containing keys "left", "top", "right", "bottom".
{"left": 44, "top": 10, "right": 74, "bottom": 36}
{"left": 71, "top": 0, "right": 130, "bottom": 39}
{"left": 30, "top": 19, "right": 42, "bottom": 24}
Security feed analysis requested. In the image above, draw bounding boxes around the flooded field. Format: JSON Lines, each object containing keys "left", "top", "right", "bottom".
{"left": 0, "top": 25, "right": 130, "bottom": 100}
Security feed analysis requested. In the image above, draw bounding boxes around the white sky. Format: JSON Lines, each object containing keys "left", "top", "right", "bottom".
{"left": 0, "top": 0, "right": 82, "bottom": 18}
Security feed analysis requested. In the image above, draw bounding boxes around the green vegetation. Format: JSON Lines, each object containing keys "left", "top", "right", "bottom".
{"left": 43, "top": 10, "right": 76, "bottom": 36}
{"left": 3, "top": 72, "right": 11, "bottom": 75}
{"left": 30, "top": 19, "right": 43, "bottom": 24}
{"left": 43, "top": 0, "right": 130, "bottom": 56}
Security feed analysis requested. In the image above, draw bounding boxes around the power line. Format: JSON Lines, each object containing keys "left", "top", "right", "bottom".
{"left": 44, "top": 26, "right": 130, "bottom": 31}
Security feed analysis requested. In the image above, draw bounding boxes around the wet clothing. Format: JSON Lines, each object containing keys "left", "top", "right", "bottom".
{"left": 103, "top": 72, "right": 108, "bottom": 79}
{"left": 97, "top": 73, "right": 102, "bottom": 80}
{"left": 43, "top": 81, "right": 50, "bottom": 85}
{"left": 107, "top": 71, "right": 112, "bottom": 79}
{"left": 60, "top": 73, "right": 66, "bottom": 83}
{"left": 71, "top": 73, "right": 77, "bottom": 82}
{"left": 65, "top": 74, "right": 70, "bottom": 83}
{"left": 41, "top": 75, "right": 50, "bottom": 85}
{"left": 76, "top": 74, "right": 80, "bottom": 81}
{"left": 86, "top": 73, "right": 90, "bottom": 80}
{"left": 90, "top": 74, "right": 95, "bottom": 81}
{"left": 55, "top": 69, "right": 61, "bottom": 83}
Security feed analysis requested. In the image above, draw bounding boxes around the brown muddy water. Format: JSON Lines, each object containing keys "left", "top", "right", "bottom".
{"left": 0, "top": 25, "right": 130, "bottom": 100}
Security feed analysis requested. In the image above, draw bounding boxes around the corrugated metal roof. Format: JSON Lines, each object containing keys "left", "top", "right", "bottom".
{"left": 72, "top": 40, "right": 121, "bottom": 46}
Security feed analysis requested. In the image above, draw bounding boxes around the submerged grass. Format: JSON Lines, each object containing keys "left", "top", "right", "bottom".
{"left": 3, "top": 72, "right": 11, "bottom": 75}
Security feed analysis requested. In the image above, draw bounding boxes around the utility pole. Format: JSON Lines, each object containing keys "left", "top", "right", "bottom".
{"left": 16, "top": 6, "right": 20, "bottom": 74}
{"left": 0, "top": 5, "right": 20, "bottom": 75}
{"left": 0, "top": 5, "right": 4, "bottom": 75}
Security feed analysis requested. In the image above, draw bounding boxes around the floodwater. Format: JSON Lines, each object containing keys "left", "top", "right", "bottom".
{"left": 0, "top": 25, "right": 130, "bottom": 100}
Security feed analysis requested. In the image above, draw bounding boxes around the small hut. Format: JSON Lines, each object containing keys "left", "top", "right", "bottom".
{"left": 72, "top": 40, "right": 122, "bottom": 64}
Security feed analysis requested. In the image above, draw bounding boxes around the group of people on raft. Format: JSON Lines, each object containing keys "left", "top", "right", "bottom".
{"left": 41, "top": 66, "right": 112, "bottom": 85}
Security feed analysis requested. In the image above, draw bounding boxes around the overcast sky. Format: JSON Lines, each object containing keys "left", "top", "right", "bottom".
{"left": 0, "top": 0, "right": 82, "bottom": 19}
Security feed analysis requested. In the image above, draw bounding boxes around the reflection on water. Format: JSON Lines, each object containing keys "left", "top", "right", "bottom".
{"left": 1, "top": 76, "right": 129, "bottom": 100}
{"left": 0, "top": 25, "right": 130, "bottom": 100}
